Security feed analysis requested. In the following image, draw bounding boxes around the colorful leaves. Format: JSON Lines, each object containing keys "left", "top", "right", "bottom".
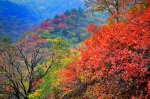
{"left": 87, "top": 24, "right": 98, "bottom": 33}
{"left": 28, "top": 89, "right": 42, "bottom": 99}
{"left": 59, "top": 3, "right": 150, "bottom": 98}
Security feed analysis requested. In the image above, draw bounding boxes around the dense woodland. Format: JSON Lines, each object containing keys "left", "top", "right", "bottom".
{"left": 0, "top": 0, "right": 83, "bottom": 42}
{"left": 23, "top": 7, "right": 107, "bottom": 47}
{"left": 0, "top": 0, "right": 150, "bottom": 99}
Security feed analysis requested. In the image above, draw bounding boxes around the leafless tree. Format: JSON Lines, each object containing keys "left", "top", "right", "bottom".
{"left": 0, "top": 41, "right": 56, "bottom": 99}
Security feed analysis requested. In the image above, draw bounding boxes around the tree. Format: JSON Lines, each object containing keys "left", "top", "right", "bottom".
{"left": 0, "top": 36, "right": 57, "bottom": 99}
{"left": 64, "top": 10, "right": 70, "bottom": 16}
{"left": 28, "top": 38, "right": 74, "bottom": 99}
{"left": 78, "top": 7, "right": 84, "bottom": 16}
{"left": 84, "top": 0, "right": 148, "bottom": 22}
{"left": 59, "top": 2, "right": 150, "bottom": 98}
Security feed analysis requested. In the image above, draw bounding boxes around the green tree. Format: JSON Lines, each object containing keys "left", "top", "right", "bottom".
{"left": 29, "top": 38, "right": 72, "bottom": 99}
{"left": 64, "top": 10, "right": 70, "bottom": 16}
{"left": 78, "top": 7, "right": 84, "bottom": 16}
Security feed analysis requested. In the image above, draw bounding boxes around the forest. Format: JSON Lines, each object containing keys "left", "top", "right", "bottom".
{"left": 0, "top": 0, "right": 150, "bottom": 99}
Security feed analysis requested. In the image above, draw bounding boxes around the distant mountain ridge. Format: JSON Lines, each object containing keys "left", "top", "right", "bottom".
{"left": 0, "top": 0, "right": 85, "bottom": 42}
{"left": 0, "top": 0, "right": 108, "bottom": 43}
{"left": 9, "top": 0, "right": 85, "bottom": 20}
{"left": 0, "top": 0, "right": 38, "bottom": 20}
{"left": 0, "top": 0, "right": 40, "bottom": 42}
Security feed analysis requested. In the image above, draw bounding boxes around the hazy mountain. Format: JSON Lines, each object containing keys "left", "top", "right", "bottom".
{"left": 0, "top": 0, "right": 108, "bottom": 42}
{"left": 0, "top": 0, "right": 40, "bottom": 41}
{"left": 9, "top": 0, "right": 85, "bottom": 21}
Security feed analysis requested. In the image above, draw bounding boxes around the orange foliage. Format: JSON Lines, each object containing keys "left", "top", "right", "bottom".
{"left": 60, "top": 3, "right": 150, "bottom": 98}
{"left": 87, "top": 24, "right": 98, "bottom": 33}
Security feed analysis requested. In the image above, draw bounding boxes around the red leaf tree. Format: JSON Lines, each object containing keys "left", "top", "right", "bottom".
{"left": 60, "top": 3, "right": 150, "bottom": 99}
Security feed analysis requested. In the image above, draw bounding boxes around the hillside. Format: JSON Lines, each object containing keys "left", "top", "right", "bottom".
{"left": 0, "top": 0, "right": 40, "bottom": 42}
{"left": 24, "top": 8, "right": 108, "bottom": 47}
{"left": 0, "top": 1, "right": 149, "bottom": 99}
{"left": 0, "top": 0, "right": 86, "bottom": 42}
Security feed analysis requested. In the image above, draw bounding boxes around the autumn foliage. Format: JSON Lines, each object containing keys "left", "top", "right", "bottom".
{"left": 1, "top": 1, "right": 150, "bottom": 99}
{"left": 60, "top": 3, "right": 150, "bottom": 99}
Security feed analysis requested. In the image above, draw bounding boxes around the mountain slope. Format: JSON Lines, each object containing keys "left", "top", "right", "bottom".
{"left": 24, "top": 8, "right": 108, "bottom": 47}
{"left": 0, "top": 0, "right": 40, "bottom": 42}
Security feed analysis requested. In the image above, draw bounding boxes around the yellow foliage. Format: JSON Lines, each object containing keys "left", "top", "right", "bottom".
{"left": 24, "top": 82, "right": 29, "bottom": 90}
{"left": 28, "top": 89, "right": 42, "bottom": 99}
{"left": 44, "top": 30, "right": 49, "bottom": 33}
{"left": 46, "top": 38, "right": 57, "bottom": 42}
